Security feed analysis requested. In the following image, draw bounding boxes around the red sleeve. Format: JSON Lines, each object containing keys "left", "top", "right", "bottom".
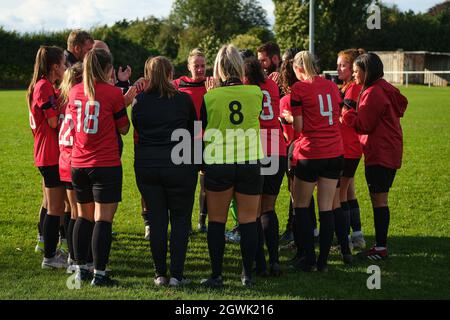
{"left": 343, "top": 84, "right": 360, "bottom": 109}
{"left": 36, "top": 82, "right": 58, "bottom": 119}
{"left": 290, "top": 84, "right": 303, "bottom": 117}
{"left": 344, "top": 88, "right": 386, "bottom": 134}
{"left": 173, "top": 79, "right": 180, "bottom": 90}
{"left": 113, "top": 90, "right": 129, "bottom": 129}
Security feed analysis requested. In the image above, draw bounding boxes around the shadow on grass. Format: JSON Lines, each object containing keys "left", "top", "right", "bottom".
{"left": 105, "top": 232, "right": 450, "bottom": 299}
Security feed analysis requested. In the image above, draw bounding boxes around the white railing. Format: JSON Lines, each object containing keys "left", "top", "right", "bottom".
{"left": 322, "top": 70, "right": 450, "bottom": 87}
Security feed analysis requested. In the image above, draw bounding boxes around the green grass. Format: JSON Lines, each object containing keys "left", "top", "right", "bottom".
{"left": 0, "top": 86, "right": 449, "bottom": 300}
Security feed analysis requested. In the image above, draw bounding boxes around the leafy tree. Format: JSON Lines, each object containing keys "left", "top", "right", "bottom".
{"left": 230, "top": 34, "right": 261, "bottom": 53}
{"left": 171, "top": 0, "right": 269, "bottom": 41}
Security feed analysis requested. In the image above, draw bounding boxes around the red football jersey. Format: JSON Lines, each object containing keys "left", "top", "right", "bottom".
{"left": 69, "top": 82, "right": 129, "bottom": 168}
{"left": 291, "top": 76, "right": 343, "bottom": 160}
{"left": 258, "top": 78, "right": 287, "bottom": 156}
{"left": 173, "top": 76, "right": 206, "bottom": 120}
{"left": 340, "top": 82, "right": 363, "bottom": 159}
{"left": 58, "top": 103, "right": 74, "bottom": 182}
{"left": 29, "top": 78, "right": 60, "bottom": 167}
{"left": 279, "top": 94, "right": 294, "bottom": 145}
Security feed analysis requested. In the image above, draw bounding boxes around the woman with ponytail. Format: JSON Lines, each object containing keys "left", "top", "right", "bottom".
{"left": 27, "top": 45, "right": 67, "bottom": 269}
{"left": 290, "top": 51, "right": 344, "bottom": 272}
{"left": 342, "top": 53, "right": 407, "bottom": 261}
{"left": 58, "top": 63, "right": 83, "bottom": 273}
{"left": 336, "top": 49, "right": 367, "bottom": 251}
{"left": 69, "top": 48, "right": 132, "bottom": 287}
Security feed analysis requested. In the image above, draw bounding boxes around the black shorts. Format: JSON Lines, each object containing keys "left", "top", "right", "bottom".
{"left": 204, "top": 163, "right": 263, "bottom": 195}
{"left": 365, "top": 165, "right": 397, "bottom": 193}
{"left": 38, "top": 166, "right": 63, "bottom": 188}
{"left": 295, "top": 156, "right": 344, "bottom": 182}
{"left": 342, "top": 158, "right": 361, "bottom": 178}
{"left": 262, "top": 156, "right": 287, "bottom": 195}
{"left": 71, "top": 166, "right": 123, "bottom": 204}
{"left": 63, "top": 181, "right": 74, "bottom": 190}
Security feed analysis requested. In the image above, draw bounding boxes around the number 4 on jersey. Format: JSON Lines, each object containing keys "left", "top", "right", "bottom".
{"left": 318, "top": 94, "right": 333, "bottom": 125}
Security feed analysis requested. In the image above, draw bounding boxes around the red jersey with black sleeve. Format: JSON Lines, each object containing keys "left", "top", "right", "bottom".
{"left": 69, "top": 82, "right": 129, "bottom": 168}
{"left": 173, "top": 76, "right": 206, "bottom": 119}
{"left": 291, "top": 76, "right": 344, "bottom": 160}
{"left": 341, "top": 79, "right": 407, "bottom": 169}
{"left": 58, "top": 103, "right": 74, "bottom": 182}
{"left": 258, "top": 78, "right": 286, "bottom": 156}
{"left": 279, "top": 94, "right": 294, "bottom": 145}
{"left": 340, "top": 82, "right": 363, "bottom": 159}
{"left": 29, "top": 78, "right": 60, "bottom": 167}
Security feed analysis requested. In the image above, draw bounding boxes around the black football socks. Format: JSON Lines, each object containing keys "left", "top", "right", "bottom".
{"left": 334, "top": 206, "right": 351, "bottom": 255}
{"left": 43, "top": 214, "right": 60, "bottom": 258}
{"left": 38, "top": 206, "right": 47, "bottom": 236}
{"left": 374, "top": 206, "right": 390, "bottom": 248}
{"left": 92, "top": 221, "right": 112, "bottom": 272}
{"left": 239, "top": 222, "right": 257, "bottom": 278}
{"left": 207, "top": 222, "right": 226, "bottom": 279}
{"left": 317, "top": 211, "right": 334, "bottom": 268}
{"left": 294, "top": 207, "right": 316, "bottom": 266}
{"left": 261, "top": 211, "right": 279, "bottom": 265}
{"left": 67, "top": 219, "right": 76, "bottom": 260}
{"left": 73, "top": 217, "right": 94, "bottom": 265}
{"left": 255, "top": 217, "right": 267, "bottom": 273}
{"left": 348, "top": 199, "right": 362, "bottom": 233}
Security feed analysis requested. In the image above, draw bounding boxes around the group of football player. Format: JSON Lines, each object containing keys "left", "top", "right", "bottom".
{"left": 28, "top": 29, "right": 407, "bottom": 287}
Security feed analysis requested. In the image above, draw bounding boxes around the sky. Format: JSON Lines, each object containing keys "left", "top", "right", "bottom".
{"left": 0, "top": 0, "right": 444, "bottom": 34}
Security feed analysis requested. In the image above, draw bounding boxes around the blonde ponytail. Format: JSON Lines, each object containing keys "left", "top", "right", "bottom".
{"left": 83, "top": 48, "right": 112, "bottom": 101}
{"left": 293, "top": 51, "right": 318, "bottom": 81}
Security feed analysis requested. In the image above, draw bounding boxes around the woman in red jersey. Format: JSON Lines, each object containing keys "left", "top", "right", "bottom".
{"left": 342, "top": 53, "right": 407, "bottom": 261}
{"left": 27, "top": 46, "right": 67, "bottom": 269}
{"left": 173, "top": 48, "right": 208, "bottom": 233}
{"left": 69, "top": 49, "right": 133, "bottom": 287}
{"left": 336, "top": 49, "right": 367, "bottom": 251}
{"left": 290, "top": 51, "right": 344, "bottom": 272}
{"left": 58, "top": 62, "right": 83, "bottom": 273}
{"left": 243, "top": 56, "right": 286, "bottom": 276}
{"left": 279, "top": 48, "right": 318, "bottom": 265}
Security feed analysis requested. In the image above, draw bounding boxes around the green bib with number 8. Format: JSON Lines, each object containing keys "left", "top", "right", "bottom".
{"left": 203, "top": 85, "right": 264, "bottom": 164}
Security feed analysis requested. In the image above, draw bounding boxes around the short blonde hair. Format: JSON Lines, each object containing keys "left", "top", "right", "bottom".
{"left": 213, "top": 45, "right": 244, "bottom": 83}
{"left": 188, "top": 48, "right": 205, "bottom": 64}
{"left": 293, "top": 51, "right": 318, "bottom": 80}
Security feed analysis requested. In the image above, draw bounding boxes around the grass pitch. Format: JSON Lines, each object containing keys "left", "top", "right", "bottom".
{"left": 0, "top": 86, "right": 449, "bottom": 300}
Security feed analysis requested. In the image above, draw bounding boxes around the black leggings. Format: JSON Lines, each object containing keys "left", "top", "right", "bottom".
{"left": 135, "top": 165, "right": 198, "bottom": 279}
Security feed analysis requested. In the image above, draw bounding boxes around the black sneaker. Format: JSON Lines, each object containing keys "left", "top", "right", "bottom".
{"left": 292, "top": 258, "right": 317, "bottom": 272}
{"left": 91, "top": 274, "right": 118, "bottom": 287}
{"left": 254, "top": 268, "right": 270, "bottom": 277}
{"left": 75, "top": 267, "right": 92, "bottom": 282}
{"left": 317, "top": 263, "right": 329, "bottom": 273}
{"left": 201, "top": 276, "right": 223, "bottom": 288}
{"left": 270, "top": 262, "right": 282, "bottom": 277}
{"left": 343, "top": 254, "right": 353, "bottom": 265}
{"left": 279, "top": 229, "right": 293, "bottom": 244}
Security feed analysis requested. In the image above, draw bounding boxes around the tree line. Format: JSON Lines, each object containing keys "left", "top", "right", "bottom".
{"left": 1, "top": 0, "right": 449, "bottom": 88}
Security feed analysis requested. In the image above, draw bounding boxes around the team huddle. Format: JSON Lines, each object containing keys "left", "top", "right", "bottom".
{"left": 28, "top": 29, "right": 407, "bottom": 288}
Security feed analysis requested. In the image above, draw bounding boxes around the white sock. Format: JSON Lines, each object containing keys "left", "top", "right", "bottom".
{"left": 94, "top": 269, "right": 106, "bottom": 276}
{"left": 352, "top": 231, "right": 363, "bottom": 237}
{"left": 76, "top": 264, "right": 88, "bottom": 271}
{"left": 374, "top": 246, "right": 386, "bottom": 251}
{"left": 313, "top": 228, "right": 319, "bottom": 237}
